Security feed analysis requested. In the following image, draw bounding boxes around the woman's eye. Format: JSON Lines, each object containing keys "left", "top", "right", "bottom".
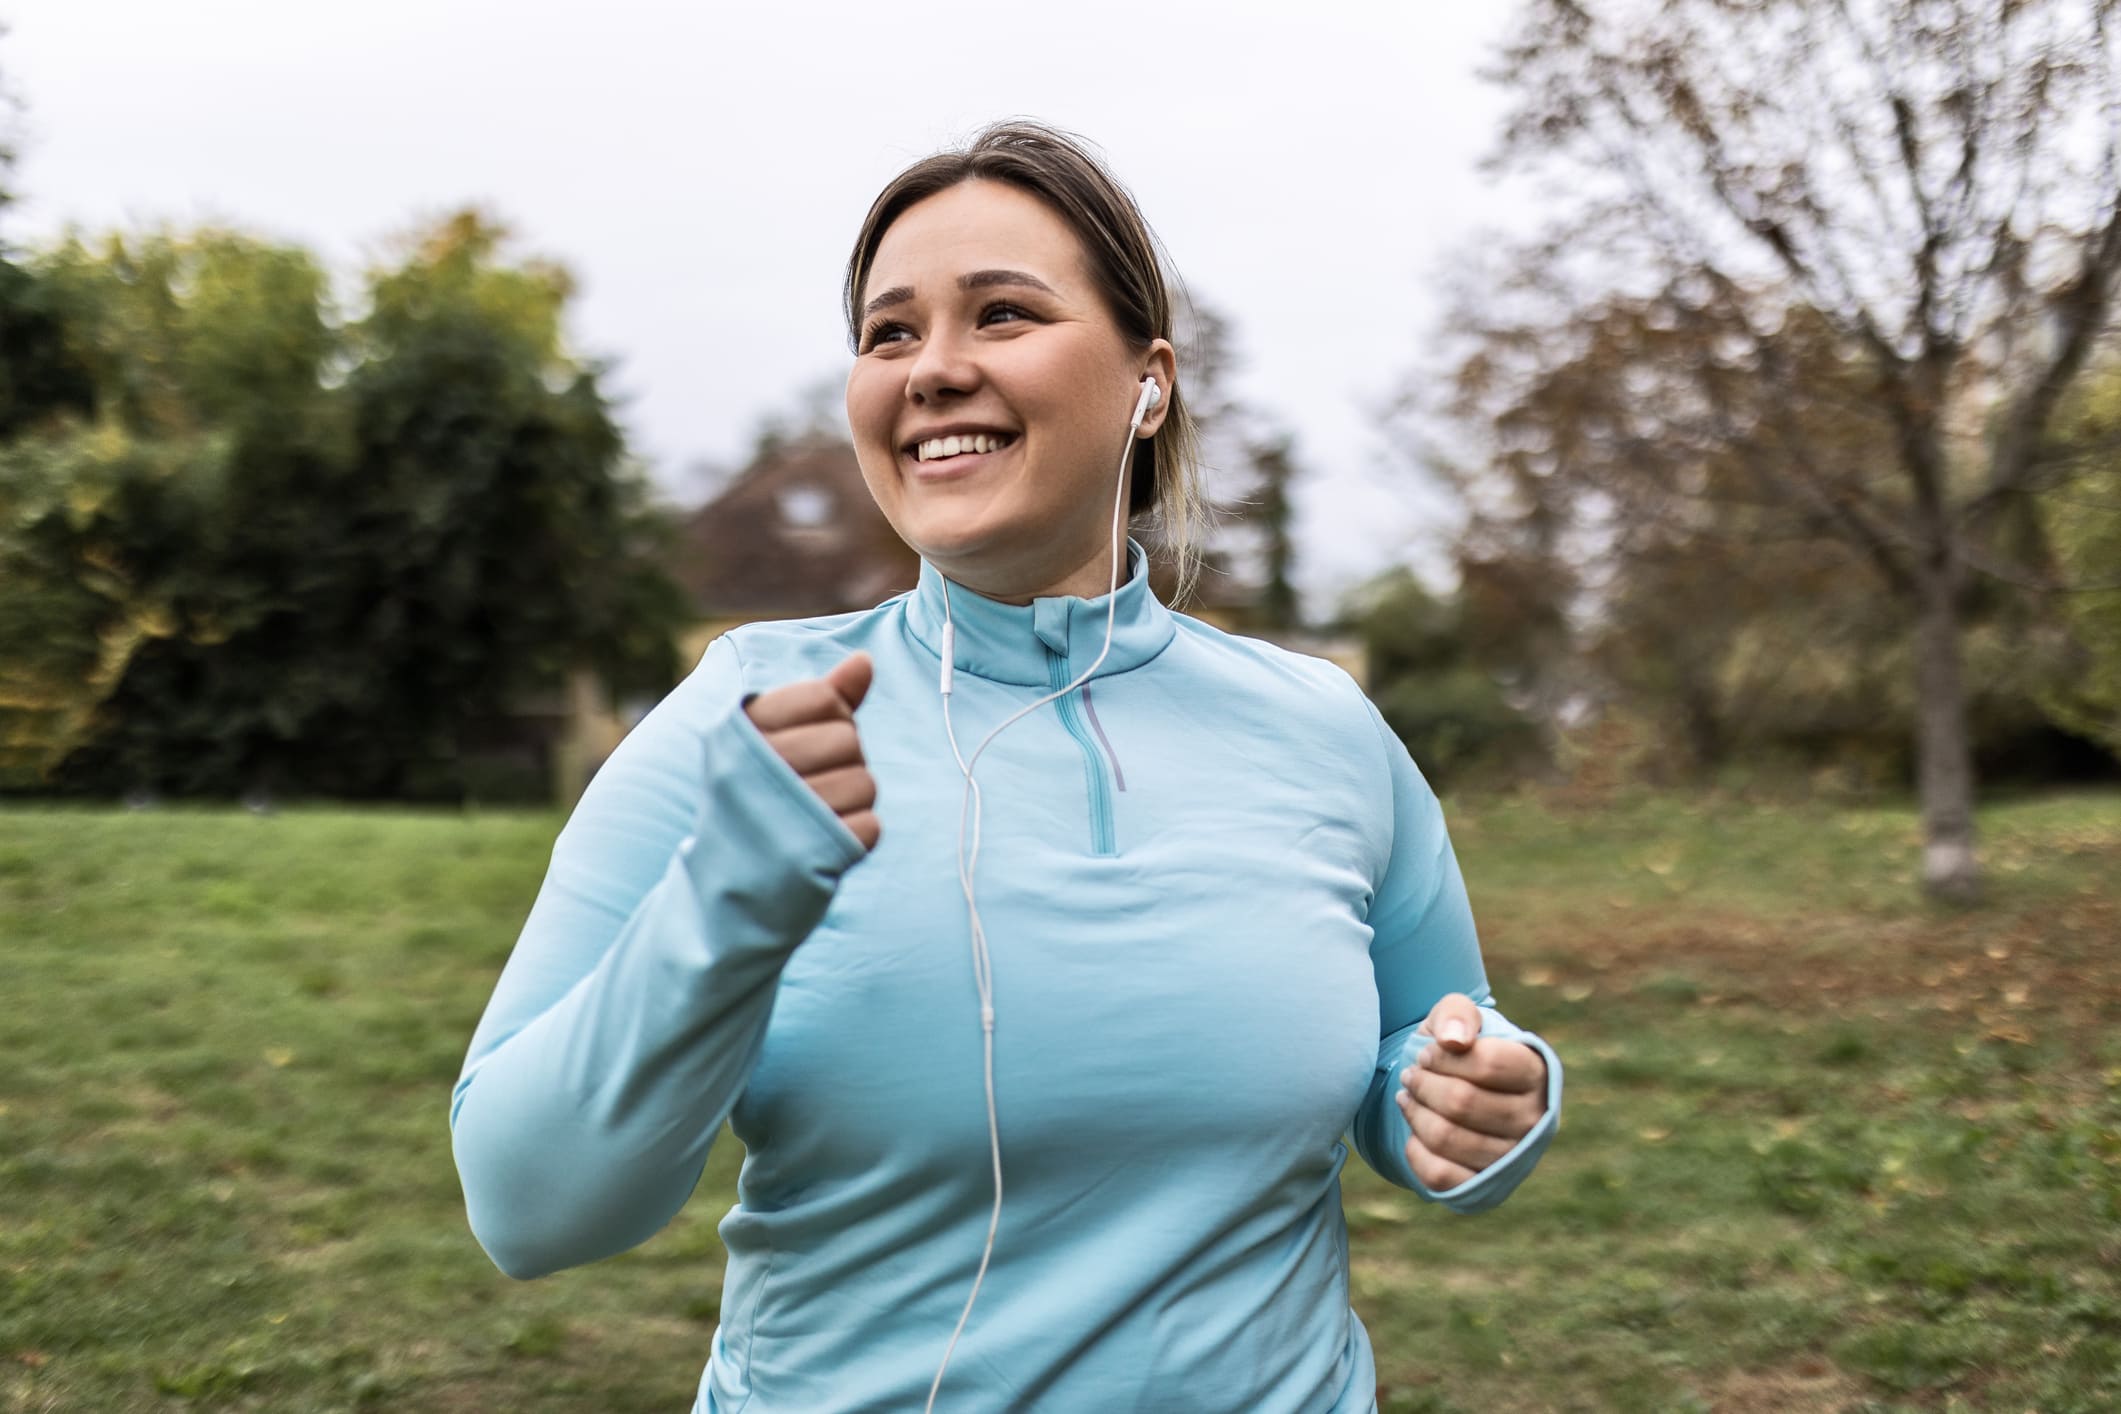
{"left": 860, "top": 320, "right": 911, "bottom": 352}
{"left": 980, "top": 302, "right": 1029, "bottom": 327}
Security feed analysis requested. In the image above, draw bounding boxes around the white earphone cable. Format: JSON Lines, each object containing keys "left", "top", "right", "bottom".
{"left": 924, "top": 385, "right": 1151, "bottom": 1412}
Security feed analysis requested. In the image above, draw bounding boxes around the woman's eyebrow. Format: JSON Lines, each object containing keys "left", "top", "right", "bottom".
{"left": 864, "top": 269, "right": 1058, "bottom": 320}
{"left": 959, "top": 268, "right": 1056, "bottom": 297}
{"left": 863, "top": 285, "right": 915, "bottom": 319}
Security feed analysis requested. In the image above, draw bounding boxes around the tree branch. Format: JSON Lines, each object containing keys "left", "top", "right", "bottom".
{"left": 1981, "top": 194, "right": 2121, "bottom": 506}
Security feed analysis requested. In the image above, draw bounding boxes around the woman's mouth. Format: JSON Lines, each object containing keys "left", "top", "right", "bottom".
{"left": 908, "top": 432, "right": 1018, "bottom": 479}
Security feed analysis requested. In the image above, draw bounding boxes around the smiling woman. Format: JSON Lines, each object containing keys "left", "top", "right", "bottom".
{"left": 449, "top": 120, "right": 1563, "bottom": 1414}
{"left": 842, "top": 123, "right": 1207, "bottom": 606}
{"left": 844, "top": 180, "right": 1178, "bottom": 606}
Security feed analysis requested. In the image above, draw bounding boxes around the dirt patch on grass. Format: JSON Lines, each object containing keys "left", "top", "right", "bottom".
{"left": 1702, "top": 1360, "right": 1867, "bottom": 1412}
{"left": 1522, "top": 897, "right": 2120, "bottom": 1048}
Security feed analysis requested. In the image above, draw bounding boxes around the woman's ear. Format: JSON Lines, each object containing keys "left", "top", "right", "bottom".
{"left": 1137, "top": 338, "right": 1179, "bottom": 437}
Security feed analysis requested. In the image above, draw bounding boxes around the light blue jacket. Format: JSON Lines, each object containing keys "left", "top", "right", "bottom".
{"left": 451, "top": 543, "right": 1563, "bottom": 1412}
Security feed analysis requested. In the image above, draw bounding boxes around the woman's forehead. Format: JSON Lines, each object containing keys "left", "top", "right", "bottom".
{"left": 866, "top": 180, "right": 1089, "bottom": 295}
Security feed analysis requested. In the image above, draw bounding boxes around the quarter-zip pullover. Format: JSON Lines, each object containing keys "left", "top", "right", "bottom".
{"left": 451, "top": 541, "right": 1563, "bottom": 1413}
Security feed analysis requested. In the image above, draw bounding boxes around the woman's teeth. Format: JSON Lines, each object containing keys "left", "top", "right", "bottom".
{"left": 916, "top": 433, "right": 1011, "bottom": 462}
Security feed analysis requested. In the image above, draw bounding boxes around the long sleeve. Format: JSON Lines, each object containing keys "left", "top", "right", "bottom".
{"left": 449, "top": 634, "right": 868, "bottom": 1279}
{"left": 1346, "top": 697, "right": 1563, "bottom": 1214}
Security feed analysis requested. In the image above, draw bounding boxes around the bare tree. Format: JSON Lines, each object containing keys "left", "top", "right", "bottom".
{"left": 1462, "top": 0, "right": 2121, "bottom": 901}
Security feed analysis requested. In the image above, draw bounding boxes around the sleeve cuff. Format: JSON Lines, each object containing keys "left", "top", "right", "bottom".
{"left": 685, "top": 690, "right": 870, "bottom": 889}
{"left": 1390, "top": 1010, "right": 1564, "bottom": 1214}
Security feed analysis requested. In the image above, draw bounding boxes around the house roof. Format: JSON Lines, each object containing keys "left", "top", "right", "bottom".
{"left": 670, "top": 438, "right": 919, "bottom": 618}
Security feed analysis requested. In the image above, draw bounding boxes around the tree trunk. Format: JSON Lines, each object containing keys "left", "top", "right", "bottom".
{"left": 1913, "top": 566, "right": 1981, "bottom": 904}
{"left": 1678, "top": 672, "right": 1724, "bottom": 775}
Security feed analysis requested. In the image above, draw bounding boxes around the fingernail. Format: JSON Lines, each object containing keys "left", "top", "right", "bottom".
{"left": 1440, "top": 1020, "right": 1470, "bottom": 1045}
{"left": 1394, "top": 1087, "right": 1410, "bottom": 1108}
{"left": 1400, "top": 1066, "right": 1416, "bottom": 1087}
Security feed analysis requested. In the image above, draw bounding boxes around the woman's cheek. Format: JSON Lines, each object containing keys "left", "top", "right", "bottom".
{"left": 845, "top": 365, "right": 898, "bottom": 452}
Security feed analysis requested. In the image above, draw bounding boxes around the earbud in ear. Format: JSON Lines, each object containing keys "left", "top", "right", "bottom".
{"left": 1132, "top": 377, "right": 1162, "bottom": 426}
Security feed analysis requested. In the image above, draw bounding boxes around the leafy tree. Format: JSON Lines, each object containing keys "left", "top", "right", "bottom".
{"left": 306, "top": 211, "right": 686, "bottom": 795}
{"left": 13, "top": 214, "right": 684, "bottom": 799}
{"left": 0, "top": 230, "right": 307, "bottom": 791}
{"left": 1446, "top": 0, "right": 2121, "bottom": 901}
{"left": 0, "top": 257, "right": 94, "bottom": 440}
{"left": 1344, "top": 568, "right": 1545, "bottom": 789}
{"left": 2040, "top": 366, "right": 2121, "bottom": 752}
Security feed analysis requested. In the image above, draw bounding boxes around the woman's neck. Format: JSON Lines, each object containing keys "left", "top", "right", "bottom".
{"left": 942, "top": 536, "right": 1134, "bottom": 606}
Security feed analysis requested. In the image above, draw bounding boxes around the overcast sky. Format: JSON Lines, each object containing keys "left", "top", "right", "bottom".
{"left": 4, "top": 0, "right": 1531, "bottom": 612}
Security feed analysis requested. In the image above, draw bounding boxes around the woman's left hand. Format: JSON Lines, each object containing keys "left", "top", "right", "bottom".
{"left": 1394, "top": 992, "right": 1549, "bottom": 1191}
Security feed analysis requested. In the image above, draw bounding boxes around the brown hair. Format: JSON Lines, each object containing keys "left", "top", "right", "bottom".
{"left": 844, "top": 120, "right": 1209, "bottom": 603}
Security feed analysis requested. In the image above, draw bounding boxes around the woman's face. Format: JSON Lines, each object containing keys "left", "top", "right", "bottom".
{"left": 845, "top": 179, "right": 1174, "bottom": 603}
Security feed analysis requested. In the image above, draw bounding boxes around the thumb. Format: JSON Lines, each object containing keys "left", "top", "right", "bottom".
{"left": 1418, "top": 992, "right": 1482, "bottom": 1053}
{"left": 824, "top": 651, "right": 873, "bottom": 714}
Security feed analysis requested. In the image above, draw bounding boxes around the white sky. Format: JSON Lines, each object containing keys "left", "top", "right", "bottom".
{"left": 4, "top": 0, "right": 1530, "bottom": 613}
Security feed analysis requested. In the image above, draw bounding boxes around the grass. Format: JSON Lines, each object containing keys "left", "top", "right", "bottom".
{"left": 3, "top": 791, "right": 2117, "bottom": 1412}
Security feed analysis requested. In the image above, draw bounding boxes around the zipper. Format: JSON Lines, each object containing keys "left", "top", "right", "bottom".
{"left": 1045, "top": 649, "right": 1119, "bottom": 857}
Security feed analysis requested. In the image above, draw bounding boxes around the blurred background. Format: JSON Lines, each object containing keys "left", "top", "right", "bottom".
{"left": 3, "top": 2, "right": 2118, "bottom": 1411}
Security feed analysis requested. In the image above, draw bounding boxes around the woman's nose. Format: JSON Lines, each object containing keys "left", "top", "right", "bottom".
{"left": 904, "top": 327, "right": 980, "bottom": 405}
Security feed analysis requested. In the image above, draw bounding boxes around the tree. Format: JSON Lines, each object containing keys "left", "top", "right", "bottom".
{"left": 2040, "top": 364, "right": 2121, "bottom": 751}
{"left": 1171, "top": 297, "right": 1310, "bottom": 624}
{"left": 13, "top": 214, "right": 686, "bottom": 799}
{"left": 0, "top": 428, "right": 233, "bottom": 789}
{"left": 1243, "top": 433, "right": 1301, "bottom": 631}
{"left": 0, "top": 258, "right": 95, "bottom": 440}
{"left": 1344, "top": 568, "right": 1545, "bottom": 789}
{"left": 1457, "top": 0, "right": 2121, "bottom": 900}
{"left": 1432, "top": 285, "right": 2102, "bottom": 789}
{"left": 0, "top": 22, "right": 19, "bottom": 225}
{"left": 745, "top": 371, "right": 852, "bottom": 463}
{"left": 317, "top": 211, "right": 687, "bottom": 793}
{"left": 0, "top": 27, "right": 93, "bottom": 441}
{"left": 0, "top": 229, "right": 309, "bottom": 792}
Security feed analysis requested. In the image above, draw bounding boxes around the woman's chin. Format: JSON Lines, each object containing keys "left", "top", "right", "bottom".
{"left": 901, "top": 508, "right": 1022, "bottom": 568}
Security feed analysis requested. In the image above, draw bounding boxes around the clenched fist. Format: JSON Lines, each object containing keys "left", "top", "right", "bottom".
{"left": 743, "top": 652, "right": 881, "bottom": 851}
{"left": 1394, "top": 992, "right": 1548, "bottom": 1190}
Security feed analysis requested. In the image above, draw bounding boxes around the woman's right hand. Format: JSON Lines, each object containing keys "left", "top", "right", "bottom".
{"left": 742, "top": 652, "right": 882, "bottom": 851}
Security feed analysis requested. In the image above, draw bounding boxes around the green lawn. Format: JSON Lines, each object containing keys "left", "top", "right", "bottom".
{"left": 4, "top": 792, "right": 2117, "bottom": 1412}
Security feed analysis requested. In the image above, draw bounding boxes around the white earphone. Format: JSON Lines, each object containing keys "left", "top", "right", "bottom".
{"left": 1132, "top": 372, "right": 1162, "bottom": 422}
{"left": 926, "top": 375, "right": 1159, "bottom": 1410}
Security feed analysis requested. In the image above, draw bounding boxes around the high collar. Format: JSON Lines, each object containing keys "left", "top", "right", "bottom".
{"left": 903, "top": 539, "right": 1177, "bottom": 687}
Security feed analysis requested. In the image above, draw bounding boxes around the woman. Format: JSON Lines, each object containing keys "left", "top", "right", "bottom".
{"left": 452, "top": 121, "right": 1562, "bottom": 1413}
